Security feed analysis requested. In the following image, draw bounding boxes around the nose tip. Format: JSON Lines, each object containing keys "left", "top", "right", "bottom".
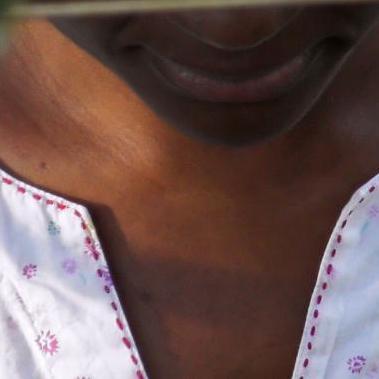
{"left": 166, "top": 7, "right": 302, "bottom": 51}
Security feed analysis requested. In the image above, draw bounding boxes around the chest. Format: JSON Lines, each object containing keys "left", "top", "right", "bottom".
{"left": 92, "top": 182, "right": 379, "bottom": 378}
{"left": 94, "top": 207, "right": 331, "bottom": 378}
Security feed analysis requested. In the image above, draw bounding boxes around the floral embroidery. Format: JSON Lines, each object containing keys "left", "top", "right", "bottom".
{"left": 61, "top": 258, "right": 77, "bottom": 274}
{"left": 22, "top": 264, "right": 37, "bottom": 279}
{"left": 348, "top": 355, "right": 367, "bottom": 374}
{"left": 84, "top": 236, "right": 100, "bottom": 260}
{"left": 48, "top": 220, "right": 61, "bottom": 235}
{"left": 35, "top": 330, "right": 59, "bottom": 356}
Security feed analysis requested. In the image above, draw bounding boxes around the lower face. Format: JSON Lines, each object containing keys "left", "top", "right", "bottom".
{"left": 50, "top": 5, "right": 379, "bottom": 146}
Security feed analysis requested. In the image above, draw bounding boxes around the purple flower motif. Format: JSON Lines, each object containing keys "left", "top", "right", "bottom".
{"left": 348, "top": 355, "right": 367, "bottom": 374}
{"left": 22, "top": 264, "right": 37, "bottom": 279}
{"left": 36, "top": 330, "right": 59, "bottom": 356}
{"left": 61, "top": 258, "right": 77, "bottom": 274}
{"left": 369, "top": 205, "right": 379, "bottom": 218}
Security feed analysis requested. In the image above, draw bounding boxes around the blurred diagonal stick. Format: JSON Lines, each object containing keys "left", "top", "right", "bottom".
{"left": 6, "top": 0, "right": 379, "bottom": 18}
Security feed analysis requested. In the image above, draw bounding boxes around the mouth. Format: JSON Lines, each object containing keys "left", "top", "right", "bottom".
{"left": 147, "top": 37, "right": 344, "bottom": 104}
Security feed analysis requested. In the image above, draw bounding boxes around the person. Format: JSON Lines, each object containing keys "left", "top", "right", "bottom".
{"left": 1, "top": 3, "right": 379, "bottom": 378}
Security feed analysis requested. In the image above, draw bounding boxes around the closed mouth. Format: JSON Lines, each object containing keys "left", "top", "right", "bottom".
{"left": 147, "top": 37, "right": 343, "bottom": 103}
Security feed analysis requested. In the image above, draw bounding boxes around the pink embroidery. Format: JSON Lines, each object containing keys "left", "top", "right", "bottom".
{"left": 348, "top": 356, "right": 367, "bottom": 374}
{"left": 123, "top": 336, "right": 132, "bottom": 349}
{"left": 299, "top": 184, "right": 377, "bottom": 378}
{"left": 2, "top": 177, "right": 13, "bottom": 185}
{"left": 22, "top": 264, "right": 37, "bottom": 279}
{"left": 84, "top": 236, "right": 100, "bottom": 261}
{"left": 97, "top": 265, "right": 113, "bottom": 287}
{"left": 56, "top": 203, "right": 67, "bottom": 210}
{"left": 33, "top": 193, "right": 42, "bottom": 200}
{"left": 35, "top": 330, "right": 59, "bottom": 356}
{"left": 111, "top": 302, "right": 118, "bottom": 311}
{"left": 61, "top": 258, "right": 77, "bottom": 274}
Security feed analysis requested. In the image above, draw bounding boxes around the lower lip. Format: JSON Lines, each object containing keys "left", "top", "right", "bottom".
{"left": 149, "top": 42, "right": 328, "bottom": 104}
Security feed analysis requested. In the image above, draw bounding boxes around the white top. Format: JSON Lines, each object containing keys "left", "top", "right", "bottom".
{"left": 1, "top": 166, "right": 379, "bottom": 379}
{"left": 0, "top": 168, "right": 147, "bottom": 379}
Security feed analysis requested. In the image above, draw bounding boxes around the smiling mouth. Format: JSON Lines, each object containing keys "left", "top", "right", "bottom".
{"left": 147, "top": 38, "right": 338, "bottom": 104}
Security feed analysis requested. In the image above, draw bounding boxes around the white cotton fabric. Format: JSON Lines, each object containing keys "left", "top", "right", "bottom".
{"left": 1, "top": 165, "right": 379, "bottom": 379}
{"left": 292, "top": 173, "right": 379, "bottom": 379}
{"left": 0, "top": 168, "right": 147, "bottom": 379}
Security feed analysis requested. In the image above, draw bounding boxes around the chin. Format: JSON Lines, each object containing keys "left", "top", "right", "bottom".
{"left": 115, "top": 43, "right": 353, "bottom": 147}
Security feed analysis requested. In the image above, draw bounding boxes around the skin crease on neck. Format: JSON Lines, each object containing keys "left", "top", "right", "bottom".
{"left": 1, "top": 8, "right": 379, "bottom": 378}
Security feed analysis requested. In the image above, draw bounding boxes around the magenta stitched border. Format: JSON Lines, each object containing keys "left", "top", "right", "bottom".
{"left": 297, "top": 184, "right": 377, "bottom": 379}
{"left": 0, "top": 173, "right": 146, "bottom": 379}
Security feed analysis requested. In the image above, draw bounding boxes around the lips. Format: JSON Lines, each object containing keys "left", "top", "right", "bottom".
{"left": 147, "top": 39, "right": 332, "bottom": 103}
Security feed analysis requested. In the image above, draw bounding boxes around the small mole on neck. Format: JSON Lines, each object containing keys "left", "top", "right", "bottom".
{"left": 39, "top": 161, "right": 47, "bottom": 170}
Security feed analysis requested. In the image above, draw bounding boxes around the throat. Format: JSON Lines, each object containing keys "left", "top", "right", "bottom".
{"left": 86, "top": 190, "right": 341, "bottom": 378}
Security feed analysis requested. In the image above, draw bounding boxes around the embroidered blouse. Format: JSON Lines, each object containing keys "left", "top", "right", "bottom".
{"left": 0, "top": 165, "right": 379, "bottom": 379}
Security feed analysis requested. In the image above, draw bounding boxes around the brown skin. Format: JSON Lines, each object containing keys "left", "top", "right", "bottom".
{"left": 1, "top": 6, "right": 379, "bottom": 378}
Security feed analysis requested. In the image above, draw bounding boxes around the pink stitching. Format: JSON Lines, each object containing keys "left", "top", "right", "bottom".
{"left": 0, "top": 172, "right": 146, "bottom": 379}
{"left": 2, "top": 177, "right": 13, "bottom": 185}
{"left": 111, "top": 301, "right": 118, "bottom": 311}
{"left": 123, "top": 336, "right": 132, "bottom": 349}
{"left": 310, "top": 326, "right": 316, "bottom": 336}
{"left": 299, "top": 185, "right": 376, "bottom": 378}
{"left": 326, "top": 264, "right": 333, "bottom": 275}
